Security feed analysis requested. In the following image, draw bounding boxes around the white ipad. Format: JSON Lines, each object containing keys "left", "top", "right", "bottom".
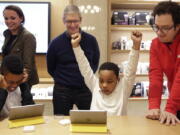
{"left": 9, "top": 104, "right": 44, "bottom": 120}
{"left": 70, "top": 110, "right": 107, "bottom": 124}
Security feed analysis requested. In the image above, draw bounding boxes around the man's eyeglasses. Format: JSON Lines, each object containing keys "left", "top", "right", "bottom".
{"left": 151, "top": 24, "right": 174, "bottom": 33}
{"left": 65, "top": 20, "right": 80, "bottom": 25}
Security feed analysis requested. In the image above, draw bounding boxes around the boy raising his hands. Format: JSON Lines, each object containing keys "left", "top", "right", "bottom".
{"left": 71, "top": 31, "right": 142, "bottom": 116}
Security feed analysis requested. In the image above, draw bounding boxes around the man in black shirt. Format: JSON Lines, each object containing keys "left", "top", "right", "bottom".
{"left": 47, "top": 5, "right": 100, "bottom": 115}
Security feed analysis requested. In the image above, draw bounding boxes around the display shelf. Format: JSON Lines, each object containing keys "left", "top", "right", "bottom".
{"left": 111, "top": 0, "right": 157, "bottom": 10}
{"left": 120, "top": 74, "right": 148, "bottom": 76}
{"left": 120, "top": 74, "right": 167, "bottom": 80}
{"left": 111, "top": 25, "right": 153, "bottom": 31}
{"left": 108, "top": 0, "right": 156, "bottom": 82}
{"left": 108, "top": 0, "right": 155, "bottom": 61}
{"left": 111, "top": 50, "right": 149, "bottom": 53}
{"left": 129, "top": 96, "right": 168, "bottom": 101}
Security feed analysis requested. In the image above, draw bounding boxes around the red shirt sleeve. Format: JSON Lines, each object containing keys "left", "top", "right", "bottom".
{"left": 148, "top": 40, "right": 163, "bottom": 110}
{"left": 165, "top": 59, "right": 180, "bottom": 114}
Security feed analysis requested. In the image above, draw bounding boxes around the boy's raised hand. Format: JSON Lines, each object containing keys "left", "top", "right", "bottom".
{"left": 71, "top": 33, "right": 81, "bottom": 48}
{"left": 131, "top": 31, "right": 142, "bottom": 50}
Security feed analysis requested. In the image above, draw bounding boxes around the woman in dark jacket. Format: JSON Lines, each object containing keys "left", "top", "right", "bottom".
{"left": 2, "top": 5, "right": 39, "bottom": 90}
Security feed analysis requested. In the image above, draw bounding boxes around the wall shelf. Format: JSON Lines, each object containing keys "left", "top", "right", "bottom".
{"left": 111, "top": 50, "right": 149, "bottom": 53}
{"left": 111, "top": 0, "right": 157, "bottom": 9}
{"left": 120, "top": 74, "right": 148, "bottom": 77}
{"left": 111, "top": 25, "right": 153, "bottom": 31}
{"left": 129, "top": 97, "right": 168, "bottom": 101}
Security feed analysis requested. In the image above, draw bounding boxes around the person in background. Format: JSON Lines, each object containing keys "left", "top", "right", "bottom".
{"left": 71, "top": 31, "right": 142, "bottom": 116}
{"left": 146, "top": 1, "right": 180, "bottom": 125}
{"left": 0, "top": 55, "right": 34, "bottom": 118}
{"left": 47, "top": 5, "right": 100, "bottom": 115}
{"left": 2, "top": 5, "right": 39, "bottom": 91}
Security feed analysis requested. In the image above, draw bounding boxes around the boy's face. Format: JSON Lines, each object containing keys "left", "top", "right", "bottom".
{"left": 99, "top": 70, "right": 119, "bottom": 95}
{"left": 4, "top": 72, "right": 24, "bottom": 92}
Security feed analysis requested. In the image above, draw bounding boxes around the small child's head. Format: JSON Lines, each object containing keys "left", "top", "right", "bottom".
{"left": 1, "top": 55, "right": 24, "bottom": 92}
{"left": 98, "top": 62, "right": 120, "bottom": 95}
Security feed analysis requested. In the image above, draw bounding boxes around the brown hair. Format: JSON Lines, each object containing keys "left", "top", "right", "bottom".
{"left": 3, "top": 5, "right": 25, "bottom": 24}
{"left": 152, "top": 1, "right": 180, "bottom": 27}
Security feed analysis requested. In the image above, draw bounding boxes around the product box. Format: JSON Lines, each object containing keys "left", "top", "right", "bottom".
{"left": 135, "top": 12, "right": 150, "bottom": 25}
{"left": 112, "top": 11, "right": 128, "bottom": 25}
{"left": 112, "top": 41, "right": 121, "bottom": 50}
{"left": 130, "top": 82, "right": 144, "bottom": 97}
{"left": 128, "top": 16, "right": 135, "bottom": 25}
{"left": 149, "top": 16, "right": 155, "bottom": 25}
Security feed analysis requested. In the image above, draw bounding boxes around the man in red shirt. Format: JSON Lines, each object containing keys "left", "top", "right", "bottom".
{"left": 146, "top": 1, "right": 180, "bottom": 125}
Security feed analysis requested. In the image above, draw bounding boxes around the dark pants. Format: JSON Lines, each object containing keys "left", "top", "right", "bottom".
{"left": 177, "top": 111, "right": 180, "bottom": 120}
{"left": 53, "top": 84, "right": 92, "bottom": 115}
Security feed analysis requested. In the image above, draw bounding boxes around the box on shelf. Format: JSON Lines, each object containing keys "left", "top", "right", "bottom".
{"left": 140, "top": 40, "right": 151, "bottom": 50}
{"left": 112, "top": 11, "right": 128, "bottom": 25}
{"left": 120, "top": 62, "right": 149, "bottom": 74}
{"left": 128, "top": 16, "right": 135, "bottom": 25}
{"left": 112, "top": 41, "right": 121, "bottom": 50}
{"left": 130, "top": 81, "right": 168, "bottom": 98}
{"left": 135, "top": 12, "right": 150, "bottom": 25}
{"left": 136, "top": 62, "right": 149, "bottom": 74}
{"left": 131, "top": 82, "right": 144, "bottom": 97}
{"left": 112, "top": 37, "right": 151, "bottom": 51}
{"left": 112, "top": 11, "right": 151, "bottom": 26}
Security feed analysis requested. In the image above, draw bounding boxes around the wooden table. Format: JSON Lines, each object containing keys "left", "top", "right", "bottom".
{"left": 0, "top": 116, "right": 179, "bottom": 135}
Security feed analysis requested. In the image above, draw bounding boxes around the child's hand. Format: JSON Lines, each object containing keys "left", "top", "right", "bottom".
{"left": 22, "top": 68, "right": 29, "bottom": 83}
{"left": 0, "top": 75, "right": 8, "bottom": 89}
{"left": 131, "top": 31, "right": 142, "bottom": 50}
{"left": 71, "top": 33, "right": 81, "bottom": 48}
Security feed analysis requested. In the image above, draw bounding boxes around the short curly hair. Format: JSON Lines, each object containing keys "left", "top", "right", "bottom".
{"left": 1, "top": 55, "right": 23, "bottom": 75}
{"left": 99, "top": 62, "right": 119, "bottom": 78}
{"left": 152, "top": 1, "right": 180, "bottom": 27}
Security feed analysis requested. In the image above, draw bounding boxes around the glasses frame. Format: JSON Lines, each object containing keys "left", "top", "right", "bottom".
{"left": 64, "top": 20, "right": 81, "bottom": 25}
{"left": 151, "top": 24, "right": 175, "bottom": 33}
